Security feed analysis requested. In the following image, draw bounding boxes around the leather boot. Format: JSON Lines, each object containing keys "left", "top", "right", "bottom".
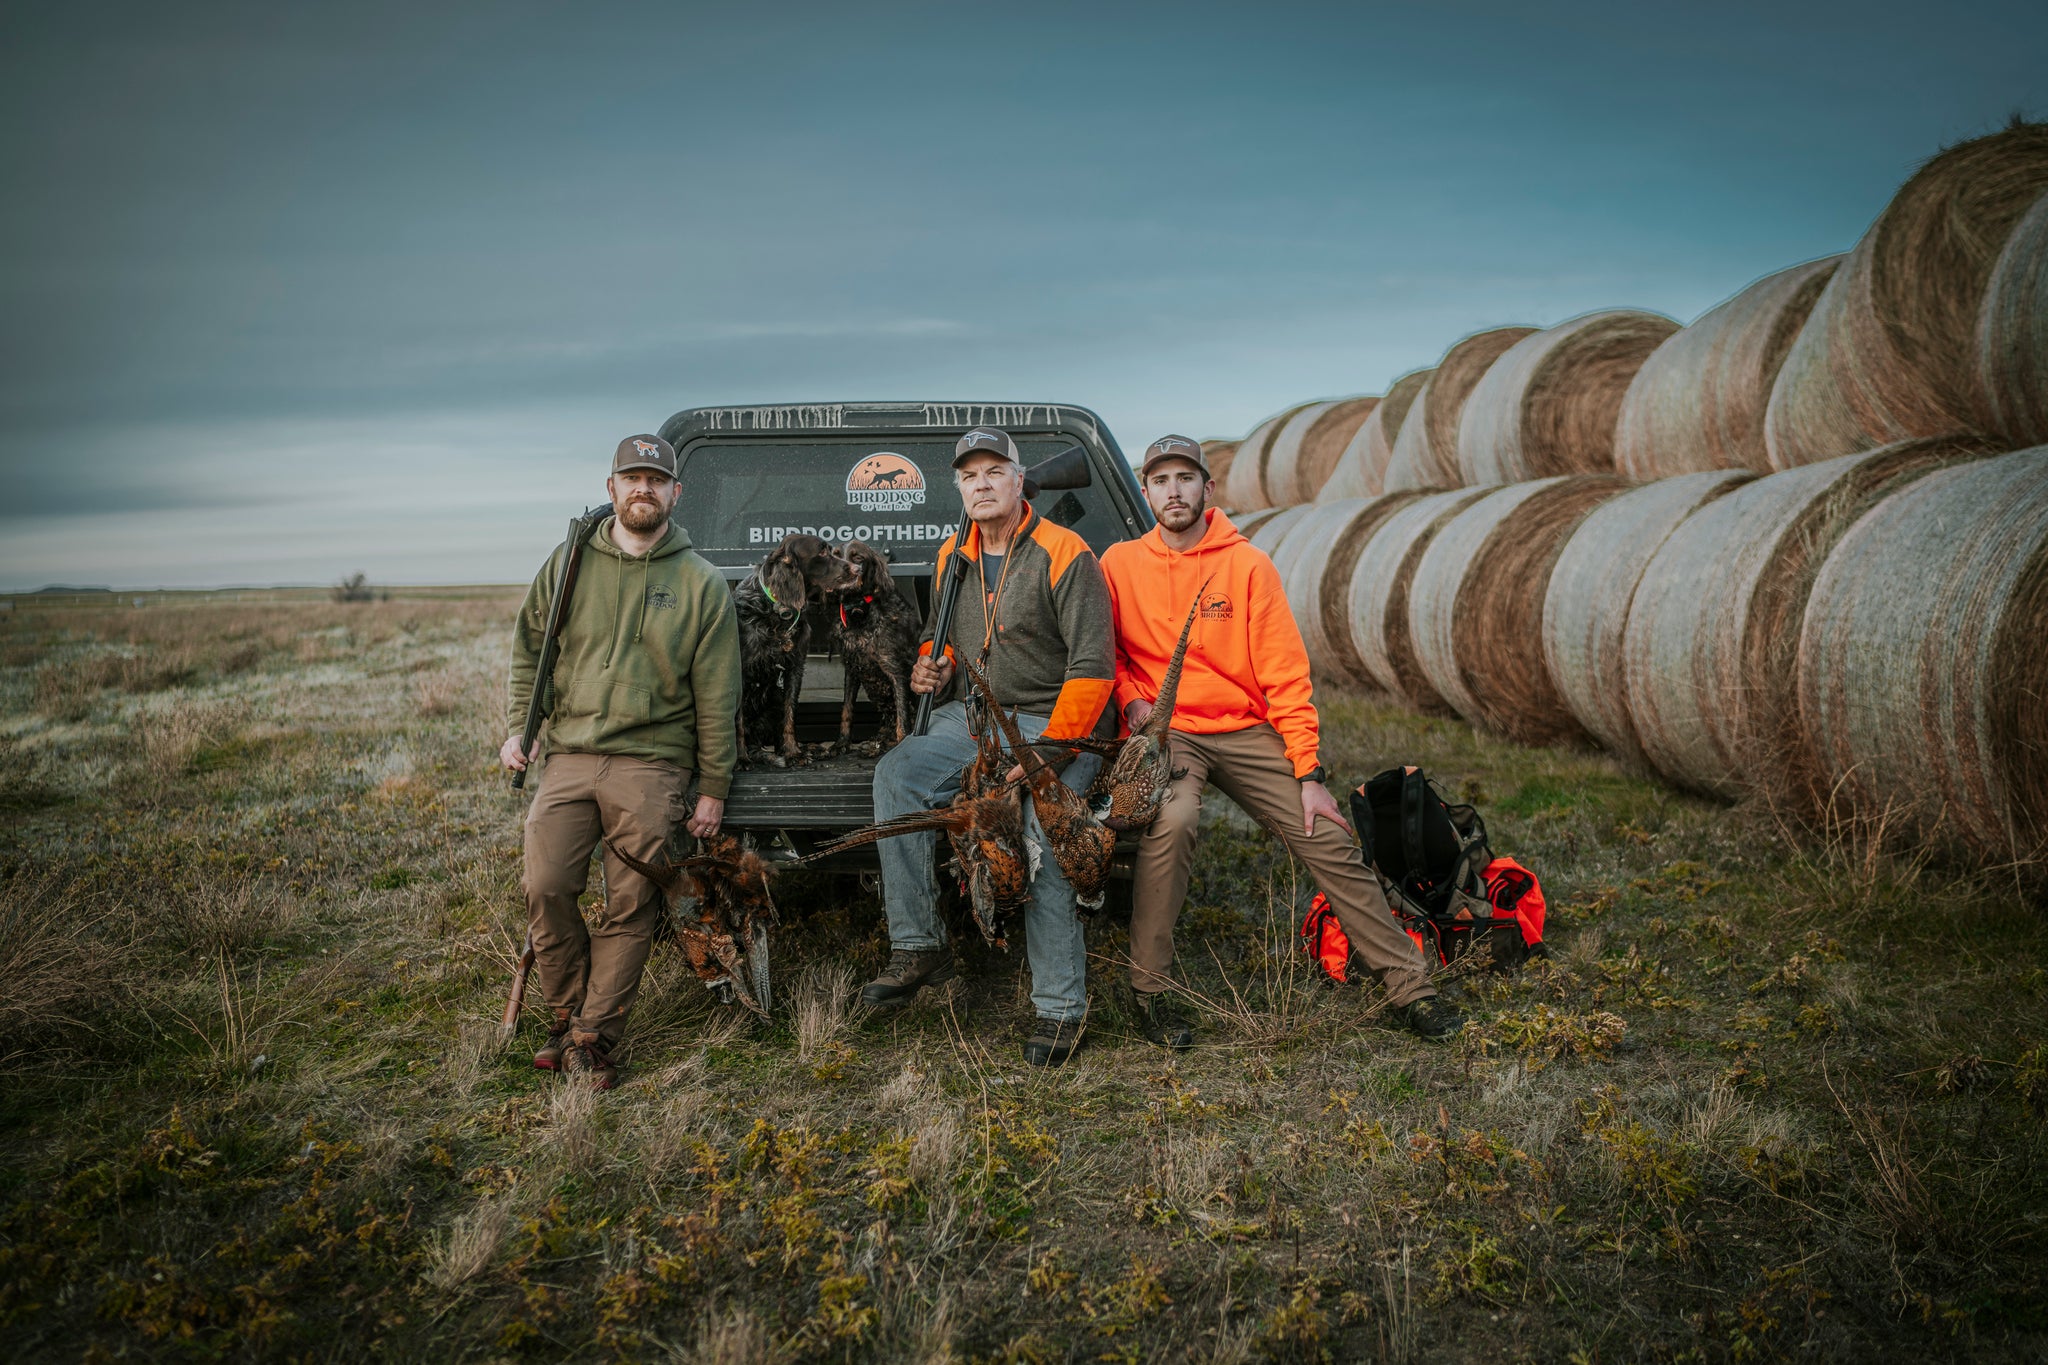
{"left": 860, "top": 946, "right": 957, "bottom": 1006}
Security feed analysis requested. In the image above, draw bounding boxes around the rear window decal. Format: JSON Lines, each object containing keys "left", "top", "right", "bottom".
{"left": 847, "top": 453, "right": 927, "bottom": 512}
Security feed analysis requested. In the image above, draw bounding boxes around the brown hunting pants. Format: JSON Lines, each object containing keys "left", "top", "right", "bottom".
{"left": 1131, "top": 723, "right": 1434, "bottom": 1008}
{"left": 524, "top": 751, "right": 690, "bottom": 1044}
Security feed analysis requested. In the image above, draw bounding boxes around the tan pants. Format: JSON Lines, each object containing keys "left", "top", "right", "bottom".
{"left": 524, "top": 751, "right": 690, "bottom": 1043}
{"left": 1131, "top": 723, "right": 1433, "bottom": 1008}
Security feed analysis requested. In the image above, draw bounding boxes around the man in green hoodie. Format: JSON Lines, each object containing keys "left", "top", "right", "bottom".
{"left": 502, "top": 434, "right": 743, "bottom": 1089}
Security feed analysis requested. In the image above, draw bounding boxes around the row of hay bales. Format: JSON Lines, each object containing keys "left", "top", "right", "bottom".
{"left": 1208, "top": 122, "right": 2048, "bottom": 511}
{"left": 1252, "top": 441, "right": 2048, "bottom": 864}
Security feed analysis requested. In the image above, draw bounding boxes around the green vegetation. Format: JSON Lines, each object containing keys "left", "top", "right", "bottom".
{"left": 1, "top": 592, "right": 2043, "bottom": 1360}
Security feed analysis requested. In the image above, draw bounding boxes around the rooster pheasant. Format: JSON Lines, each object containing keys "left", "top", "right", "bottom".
{"left": 1096, "top": 577, "right": 1211, "bottom": 832}
{"left": 608, "top": 833, "right": 778, "bottom": 1016}
{"left": 805, "top": 750, "right": 1030, "bottom": 949}
{"left": 963, "top": 661, "right": 1115, "bottom": 911}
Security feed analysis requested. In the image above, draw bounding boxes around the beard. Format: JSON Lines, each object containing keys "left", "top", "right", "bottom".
{"left": 1156, "top": 492, "right": 1206, "bottom": 532}
{"left": 618, "top": 495, "right": 670, "bottom": 534}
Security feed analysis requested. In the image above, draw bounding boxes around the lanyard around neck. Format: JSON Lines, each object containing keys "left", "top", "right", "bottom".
{"left": 975, "top": 509, "right": 1024, "bottom": 663}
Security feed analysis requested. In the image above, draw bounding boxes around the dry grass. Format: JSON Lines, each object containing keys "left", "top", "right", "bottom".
{"left": 1, "top": 591, "right": 2044, "bottom": 1361}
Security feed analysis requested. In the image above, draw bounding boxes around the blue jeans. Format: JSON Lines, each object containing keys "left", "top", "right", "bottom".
{"left": 871, "top": 701, "right": 1103, "bottom": 1022}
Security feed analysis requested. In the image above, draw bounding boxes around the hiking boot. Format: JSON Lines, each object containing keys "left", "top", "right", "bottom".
{"left": 1390, "top": 995, "right": 1465, "bottom": 1042}
{"left": 860, "top": 946, "right": 957, "bottom": 1007}
{"left": 563, "top": 1034, "right": 619, "bottom": 1090}
{"left": 1023, "top": 1016, "right": 1085, "bottom": 1068}
{"left": 1129, "top": 989, "right": 1193, "bottom": 1051}
{"left": 532, "top": 1017, "right": 574, "bottom": 1072}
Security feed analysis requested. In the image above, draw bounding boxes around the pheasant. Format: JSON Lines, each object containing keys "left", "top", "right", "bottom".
{"left": 608, "top": 833, "right": 778, "bottom": 1016}
{"left": 963, "top": 661, "right": 1115, "bottom": 911}
{"left": 1095, "top": 577, "right": 1211, "bottom": 832}
{"left": 805, "top": 779, "right": 1029, "bottom": 950}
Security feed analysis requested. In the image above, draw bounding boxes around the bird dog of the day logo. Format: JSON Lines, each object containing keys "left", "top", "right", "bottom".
{"left": 846, "top": 453, "right": 926, "bottom": 512}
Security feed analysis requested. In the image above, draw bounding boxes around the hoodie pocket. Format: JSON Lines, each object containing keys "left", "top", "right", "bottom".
{"left": 562, "top": 677, "right": 655, "bottom": 728}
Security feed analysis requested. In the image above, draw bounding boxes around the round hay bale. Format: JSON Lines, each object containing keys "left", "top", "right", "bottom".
{"left": 1345, "top": 487, "right": 1495, "bottom": 709}
{"left": 1407, "top": 475, "right": 1629, "bottom": 743}
{"left": 1227, "top": 402, "right": 1320, "bottom": 512}
{"left": 1976, "top": 187, "right": 2048, "bottom": 446}
{"left": 1344, "top": 368, "right": 1432, "bottom": 496}
{"left": 1614, "top": 257, "right": 1842, "bottom": 479}
{"left": 1232, "top": 506, "right": 1287, "bottom": 541}
{"left": 1200, "top": 439, "right": 1242, "bottom": 491}
{"left": 1540, "top": 470, "right": 1754, "bottom": 771}
{"left": 1261, "top": 401, "right": 1342, "bottom": 506}
{"left": 1621, "top": 437, "right": 1992, "bottom": 800}
{"left": 1797, "top": 446, "right": 2048, "bottom": 859}
{"left": 1458, "top": 310, "right": 1681, "bottom": 483}
{"left": 1272, "top": 492, "right": 1424, "bottom": 684}
{"left": 1382, "top": 378, "right": 1449, "bottom": 492}
{"left": 1299, "top": 397, "right": 1381, "bottom": 502}
{"left": 1424, "top": 327, "right": 1539, "bottom": 478}
{"left": 1765, "top": 121, "right": 2048, "bottom": 468}
{"left": 1247, "top": 504, "right": 1312, "bottom": 559}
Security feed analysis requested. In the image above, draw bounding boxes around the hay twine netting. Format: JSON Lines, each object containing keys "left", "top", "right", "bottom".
{"left": 1274, "top": 492, "right": 1425, "bottom": 685}
{"left": 1343, "top": 368, "right": 1432, "bottom": 497}
{"left": 1764, "top": 121, "right": 2048, "bottom": 469}
{"left": 1407, "top": 476, "right": 1629, "bottom": 744}
{"left": 1797, "top": 446, "right": 2048, "bottom": 861}
{"left": 1541, "top": 470, "right": 1755, "bottom": 771}
{"left": 1621, "top": 437, "right": 1994, "bottom": 801}
{"left": 1345, "top": 487, "right": 1495, "bottom": 709}
{"left": 1976, "top": 187, "right": 2048, "bottom": 447}
{"left": 1615, "top": 257, "right": 1842, "bottom": 479}
{"left": 1298, "top": 397, "right": 1381, "bottom": 503}
{"left": 1458, "top": 310, "right": 1680, "bottom": 484}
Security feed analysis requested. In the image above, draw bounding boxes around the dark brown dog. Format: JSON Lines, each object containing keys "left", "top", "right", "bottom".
{"left": 736, "top": 535, "right": 855, "bottom": 761}
{"left": 828, "top": 539, "right": 921, "bottom": 748}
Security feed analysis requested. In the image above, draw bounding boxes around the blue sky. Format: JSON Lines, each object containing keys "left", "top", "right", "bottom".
{"left": 3, "top": 1, "right": 2043, "bottom": 588}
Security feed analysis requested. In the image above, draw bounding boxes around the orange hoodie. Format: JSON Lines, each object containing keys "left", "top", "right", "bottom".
{"left": 1100, "top": 509, "right": 1321, "bottom": 777}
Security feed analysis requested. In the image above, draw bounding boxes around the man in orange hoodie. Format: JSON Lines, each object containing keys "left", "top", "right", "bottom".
{"left": 1100, "top": 435, "right": 1463, "bottom": 1048}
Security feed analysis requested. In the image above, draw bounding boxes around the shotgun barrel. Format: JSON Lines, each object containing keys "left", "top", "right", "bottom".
{"left": 912, "top": 551, "right": 967, "bottom": 737}
{"left": 511, "top": 503, "right": 613, "bottom": 789}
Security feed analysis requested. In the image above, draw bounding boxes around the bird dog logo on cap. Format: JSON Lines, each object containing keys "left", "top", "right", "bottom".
{"left": 633, "top": 439, "right": 662, "bottom": 460}
{"left": 846, "top": 452, "right": 927, "bottom": 512}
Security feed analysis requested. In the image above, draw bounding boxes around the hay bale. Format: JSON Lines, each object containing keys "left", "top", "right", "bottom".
{"left": 1621, "top": 437, "right": 1991, "bottom": 800}
{"left": 1343, "top": 368, "right": 1432, "bottom": 497}
{"left": 1407, "top": 476, "right": 1629, "bottom": 743}
{"left": 1261, "top": 401, "right": 1342, "bottom": 506}
{"left": 1614, "top": 257, "right": 1842, "bottom": 479}
{"left": 1224, "top": 403, "right": 1317, "bottom": 511}
{"left": 1797, "top": 447, "right": 2048, "bottom": 859}
{"left": 1541, "top": 470, "right": 1754, "bottom": 771}
{"left": 1274, "top": 492, "right": 1424, "bottom": 684}
{"left": 1200, "top": 439, "right": 1242, "bottom": 491}
{"left": 1765, "top": 121, "right": 2048, "bottom": 468}
{"left": 1426, "top": 328, "right": 1539, "bottom": 475}
{"left": 1977, "top": 188, "right": 2048, "bottom": 446}
{"left": 1247, "top": 504, "right": 1312, "bottom": 559}
{"left": 1458, "top": 310, "right": 1681, "bottom": 483}
{"left": 1382, "top": 378, "right": 1449, "bottom": 492}
{"left": 1345, "top": 487, "right": 1495, "bottom": 709}
{"left": 1300, "top": 397, "right": 1381, "bottom": 502}
{"left": 1232, "top": 506, "right": 1287, "bottom": 541}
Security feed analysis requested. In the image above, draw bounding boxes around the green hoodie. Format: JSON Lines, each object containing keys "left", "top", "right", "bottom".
{"left": 506, "top": 519, "right": 742, "bottom": 799}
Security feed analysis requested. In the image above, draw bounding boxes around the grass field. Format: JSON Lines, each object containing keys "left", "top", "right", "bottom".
{"left": 1, "top": 589, "right": 2044, "bottom": 1363}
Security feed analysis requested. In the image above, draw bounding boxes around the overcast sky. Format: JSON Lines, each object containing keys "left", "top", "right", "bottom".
{"left": 3, "top": 1, "right": 2043, "bottom": 589}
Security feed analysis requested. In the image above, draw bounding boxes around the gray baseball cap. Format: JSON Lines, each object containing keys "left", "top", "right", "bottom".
{"left": 613, "top": 433, "right": 678, "bottom": 477}
{"left": 952, "top": 426, "right": 1021, "bottom": 467}
{"left": 1139, "top": 434, "right": 1210, "bottom": 479}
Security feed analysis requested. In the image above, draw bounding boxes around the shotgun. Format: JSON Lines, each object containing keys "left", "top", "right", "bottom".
{"left": 511, "top": 503, "right": 613, "bottom": 790}
{"left": 912, "top": 550, "right": 967, "bottom": 737}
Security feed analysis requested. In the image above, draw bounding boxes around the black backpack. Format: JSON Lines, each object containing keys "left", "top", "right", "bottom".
{"left": 1350, "top": 766, "right": 1533, "bottom": 971}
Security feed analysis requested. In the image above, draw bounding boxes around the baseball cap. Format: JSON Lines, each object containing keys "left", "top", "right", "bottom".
{"left": 613, "top": 434, "right": 678, "bottom": 477}
{"left": 951, "top": 426, "right": 1022, "bottom": 468}
{"left": 1139, "top": 434, "right": 1210, "bottom": 480}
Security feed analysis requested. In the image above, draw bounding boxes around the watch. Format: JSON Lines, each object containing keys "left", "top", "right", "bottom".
{"left": 1300, "top": 764, "right": 1328, "bottom": 785}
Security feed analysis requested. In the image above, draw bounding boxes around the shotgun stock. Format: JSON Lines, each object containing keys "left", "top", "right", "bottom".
{"left": 511, "top": 503, "right": 613, "bottom": 790}
{"left": 500, "top": 931, "right": 537, "bottom": 1042}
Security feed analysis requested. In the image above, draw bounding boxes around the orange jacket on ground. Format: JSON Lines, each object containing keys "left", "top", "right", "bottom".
{"left": 1099, "top": 508, "right": 1322, "bottom": 777}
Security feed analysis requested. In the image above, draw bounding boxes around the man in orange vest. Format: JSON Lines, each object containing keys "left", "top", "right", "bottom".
{"left": 1099, "top": 435, "right": 1463, "bottom": 1048}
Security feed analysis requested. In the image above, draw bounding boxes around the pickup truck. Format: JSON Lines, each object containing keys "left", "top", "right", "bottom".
{"left": 654, "top": 400, "right": 1154, "bottom": 882}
